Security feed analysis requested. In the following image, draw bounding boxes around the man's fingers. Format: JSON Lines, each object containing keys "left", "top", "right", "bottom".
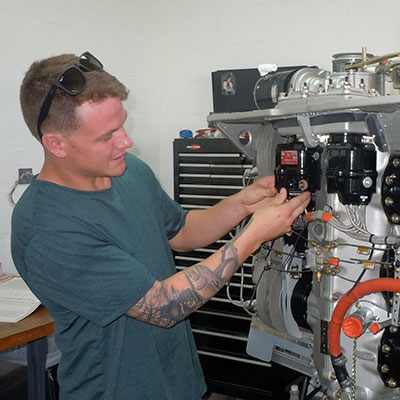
{"left": 292, "top": 201, "right": 310, "bottom": 219}
{"left": 256, "top": 174, "right": 275, "bottom": 188}
{"left": 286, "top": 192, "right": 311, "bottom": 217}
{"left": 264, "top": 187, "right": 278, "bottom": 198}
{"left": 269, "top": 188, "right": 287, "bottom": 205}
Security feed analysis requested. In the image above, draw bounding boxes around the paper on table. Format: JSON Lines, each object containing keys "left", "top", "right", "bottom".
{"left": 0, "top": 276, "right": 41, "bottom": 323}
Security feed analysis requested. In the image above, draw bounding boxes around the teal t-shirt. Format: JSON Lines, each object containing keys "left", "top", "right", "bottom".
{"left": 11, "top": 154, "right": 206, "bottom": 400}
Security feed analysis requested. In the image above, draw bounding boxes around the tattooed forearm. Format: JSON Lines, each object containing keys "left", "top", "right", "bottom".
{"left": 128, "top": 242, "right": 239, "bottom": 328}
{"left": 213, "top": 242, "right": 239, "bottom": 279}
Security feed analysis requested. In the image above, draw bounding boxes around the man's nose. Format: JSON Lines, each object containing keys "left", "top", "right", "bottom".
{"left": 116, "top": 129, "right": 133, "bottom": 149}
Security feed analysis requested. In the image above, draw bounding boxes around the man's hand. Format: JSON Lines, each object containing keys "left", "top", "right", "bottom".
{"left": 170, "top": 175, "right": 306, "bottom": 253}
{"left": 241, "top": 188, "right": 311, "bottom": 251}
{"left": 237, "top": 175, "right": 278, "bottom": 216}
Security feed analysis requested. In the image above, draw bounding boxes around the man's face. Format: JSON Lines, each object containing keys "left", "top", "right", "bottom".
{"left": 63, "top": 97, "right": 133, "bottom": 181}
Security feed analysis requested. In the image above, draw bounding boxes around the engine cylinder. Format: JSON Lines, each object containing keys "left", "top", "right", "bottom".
{"left": 378, "top": 326, "right": 400, "bottom": 388}
{"left": 381, "top": 155, "right": 400, "bottom": 224}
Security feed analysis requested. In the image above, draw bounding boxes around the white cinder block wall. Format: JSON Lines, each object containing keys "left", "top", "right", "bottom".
{"left": 1, "top": 0, "right": 399, "bottom": 273}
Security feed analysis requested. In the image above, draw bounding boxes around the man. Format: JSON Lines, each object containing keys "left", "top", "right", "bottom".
{"left": 11, "top": 51, "right": 310, "bottom": 400}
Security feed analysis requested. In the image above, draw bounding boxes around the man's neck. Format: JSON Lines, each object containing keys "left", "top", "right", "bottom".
{"left": 38, "top": 163, "right": 111, "bottom": 191}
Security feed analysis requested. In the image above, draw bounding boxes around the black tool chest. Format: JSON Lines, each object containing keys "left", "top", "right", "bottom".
{"left": 173, "top": 138, "right": 300, "bottom": 399}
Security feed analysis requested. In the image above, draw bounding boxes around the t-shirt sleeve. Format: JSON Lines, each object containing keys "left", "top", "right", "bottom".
{"left": 24, "top": 230, "right": 156, "bottom": 327}
{"left": 159, "top": 189, "right": 188, "bottom": 239}
{"left": 134, "top": 157, "right": 187, "bottom": 240}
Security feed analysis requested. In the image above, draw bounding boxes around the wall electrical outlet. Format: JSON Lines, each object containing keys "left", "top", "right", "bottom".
{"left": 18, "top": 168, "right": 33, "bottom": 184}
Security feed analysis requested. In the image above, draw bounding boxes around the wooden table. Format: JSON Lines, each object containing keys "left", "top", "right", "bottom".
{"left": 0, "top": 306, "right": 54, "bottom": 352}
{"left": 0, "top": 306, "right": 55, "bottom": 400}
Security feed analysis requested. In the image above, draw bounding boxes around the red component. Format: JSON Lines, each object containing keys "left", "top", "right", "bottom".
{"left": 281, "top": 150, "right": 298, "bottom": 165}
{"left": 369, "top": 323, "right": 381, "bottom": 335}
{"left": 342, "top": 316, "right": 363, "bottom": 338}
{"left": 322, "top": 213, "right": 333, "bottom": 223}
{"left": 330, "top": 257, "right": 339, "bottom": 267}
{"left": 305, "top": 212, "right": 313, "bottom": 222}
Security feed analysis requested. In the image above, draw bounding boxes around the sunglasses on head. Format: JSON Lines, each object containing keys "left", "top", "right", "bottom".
{"left": 36, "top": 51, "right": 103, "bottom": 140}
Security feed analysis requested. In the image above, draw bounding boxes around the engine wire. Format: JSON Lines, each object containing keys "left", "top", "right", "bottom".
{"left": 347, "top": 245, "right": 375, "bottom": 295}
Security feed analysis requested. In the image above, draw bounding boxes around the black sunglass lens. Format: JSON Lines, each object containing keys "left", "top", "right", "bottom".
{"left": 58, "top": 67, "right": 86, "bottom": 95}
{"left": 79, "top": 52, "right": 103, "bottom": 72}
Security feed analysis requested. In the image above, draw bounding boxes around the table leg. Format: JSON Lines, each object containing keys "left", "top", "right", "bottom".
{"left": 27, "top": 336, "right": 48, "bottom": 400}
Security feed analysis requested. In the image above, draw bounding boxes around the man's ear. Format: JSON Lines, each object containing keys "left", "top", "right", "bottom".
{"left": 41, "top": 133, "right": 67, "bottom": 158}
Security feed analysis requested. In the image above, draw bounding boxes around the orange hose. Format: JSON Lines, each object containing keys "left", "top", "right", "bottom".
{"left": 329, "top": 278, "right": 400, "bottom": 356}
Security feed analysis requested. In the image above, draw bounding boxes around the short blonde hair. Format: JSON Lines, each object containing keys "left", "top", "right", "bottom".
{"left": 20, "top": 53, "right": 129, "bottom": 142}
